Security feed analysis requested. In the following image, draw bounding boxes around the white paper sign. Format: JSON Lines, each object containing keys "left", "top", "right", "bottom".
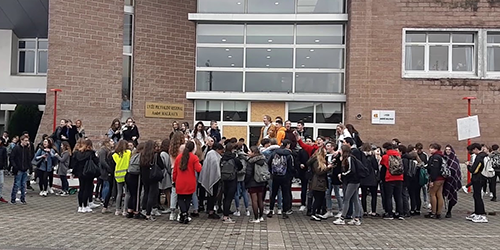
{"left": 372, "top": 110, "right": 396, "bottom": 125}
{"left": 457, "top": 115, "right": 480, "bottom": 141}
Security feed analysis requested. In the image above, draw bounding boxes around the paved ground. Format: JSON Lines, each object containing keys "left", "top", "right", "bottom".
{"left": 1, "top": 175, "right": 499, "bottom": 250}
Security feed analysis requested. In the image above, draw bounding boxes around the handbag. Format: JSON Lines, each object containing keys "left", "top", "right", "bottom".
{"left": 149, "top": 154, "right": 164, "bottom": 182}
{"left": 83, "top": 158, "right": 100, "bottom": 177}
{"left": 31, "top": 156, "right": 43, "bottom": 167}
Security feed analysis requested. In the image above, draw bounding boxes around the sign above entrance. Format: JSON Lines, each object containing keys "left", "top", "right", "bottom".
{"left": 145, "top": 102, "right": 184, "bottom": 119}
{"left": 371, "top": 110, "right": 395, "bottom": 125}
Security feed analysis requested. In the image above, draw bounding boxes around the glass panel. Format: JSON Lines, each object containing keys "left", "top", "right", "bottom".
{"left": 249, "top": 126, "right": 262, "bottom": 146}
{"left": 297, "top": 0, "right": 344, "bottom": 13}
{"left": 245, "top": 72, "right": 293, "bottom": 92}
{"left": 487, "top": 33, "right": 500, "bottom": 43}
{"left": 197, "top": 48, "right": 243, "bottom": 67}
{"left": 405, "top": 33, "right": 426, "bottom": 43}
{"left": 18, "top": 41, "right": 36, "bottom": 49}
{"left": 125, "top": 0, "right": 134, "bottom": 6}
{"left": 124, "top": 14, "right": 133, "bottom": 46}
{"left": 288, "top": 103, "right": 314, "bottom": 123}
{"left": 405, "top": 46, "right": 425, "bottom": 70}
{"left": 248, "top": 0, "right": 295, "bottom": 13}
{"left": 38, "top": 51, "right": 48, "bottom": 73}
{"left": 452, "top": 46, "right": 473, "bottom": 72}
{"left": 246, "top": 48, "right": 293, "bottom": 68}
{"left": 428, "top": 33, "right": 450, "bottom": 43}
{"left": 452, "top": 34, "right": 474, "bottom": 43}
{"left": 429, "top": 46, "right": 449, "bottom": 71}
{"left": 196, "top": 71, "right": 243, "bottom": 91}
{"left": 122, "top": 55, "right": 132, "bottom": 110}
{"left": 316, "top": 103, "right": 342, "bottom": 123}
{"left": 38, "top": 40, "right": 48, "bottom": 50}
{"left": 198, "top": 0, "right": 244, "bottom": 13}
{"left": 295, "top": 73, "right": 343, "bottom": 94}
{"left": 296, "top": 25, "right": 344, "bottom": 44}
{"left": 296, "top": 48, "right": 343, "bottom": 69}
{"left": 197, "top": 24, "right": 244, "bottom": 43}
{"left": 18, "top": 51, "right": 35, "bottom": 73}
{"left": 196, "top": 101, "right": 221, "bottom": 121}
{"left": 318, "top": 129, "right": 337, "bottom": 140}
{"left": 246, "top": 25, "right": 294, "bottom": 44}
{"left": 487, "top": 47, "right": 500, "bottom": 72}
{"left": 223, "top": 101, "right": 248, "bottom": 121}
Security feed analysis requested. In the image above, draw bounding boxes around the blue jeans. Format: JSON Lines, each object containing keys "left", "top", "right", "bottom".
{"left": 234, "top": 181, "right": 249, "bottom": 209}
{"left": 333, "top": 185, "right": 343, "bottom": 212}
{"left": 0, "top": 170, "right": 4, "bottom": 198}
{"left": 269, "top": 179, "right": 282, "bottom": 209}
{"left": 102, "top": 180, "right": 110, "bottom": 201}
{"left": 192, "top": 186, "right": 199, "bottom": 211}
{"left": 60, "top": 175, "right": 69, "bottom": 192}
{"left": 325, "top": 177, "right": 333, "bottom": 210}
{"left": 11, "top": 171, "right": 27, "bottom": 202}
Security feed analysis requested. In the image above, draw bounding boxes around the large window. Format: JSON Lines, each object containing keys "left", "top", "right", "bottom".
{"left": 18, "top": 39, "right": 47, "bottom": 75}
{"left": 487, "top": 32, "right": 500, "bottom": 72}
{"left": 122, "top": 2, "right": 134, "bottom": 111}
{"left": 195, "top": 101, "right": 248, "bottom": 122}
{"left": 197, "top": 0, "right": 345, "bottom": 14}
{"left": 196, "top": 24, "right": 345, "bottom": 93}
{"left": 288, "top": 102, "right": 342, "bottom": 124}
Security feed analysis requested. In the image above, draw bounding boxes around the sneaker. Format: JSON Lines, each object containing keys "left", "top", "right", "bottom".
{"left": 249, "top": 218, "right": 260, "bottom": 223}
{"left": 277, "top": 209, "right": 282, "bottom": 215}
{"left": 299, "top": 205, "right": 306, "bottom": 212}
{"left": 30, "top": 180, "right": 36, "bottom": 185}
{"left": 39, "top": 191, "right": 44, "bottom": 196}
{"left": 316, "top": 214, "right": 328, "bottom": 220}
{"left": 383, "top": 214, "right": 394, "bottom": 220}
{"left": 286, "top": 210, "right": 293, "bottom": 215}
{"left": 146, "top": 215, "right": 157, "bottom": 222}
{"left": 0, "top": 197, "right": 7, "bottom": 203}
{"left": 78, "top": 207, "right": 84, "bottom": 213}
{"left": 335, "top": 212, "right": 343, "bottom": 218}
{"left": 259, "top": 217, "right": 264, "bottom": 222}
{"left": 17, "top": 191, "right": 21, "bottom": 195}
{"left": 492, "top": 197, "right": 497, "bottom": 202}
{"left": 397, "top": 216, "right": 405, "bottom": 220}
{"left": 263, "top": 208, "right": 270, "bottom": 215}
{"left": 10, "top": 200, "right": 16, "bottom": 205}
{"left": 134, "top": 213, "right": 146, "bottom": 219}
{"left": 267, "top": 211, "right": 274, "bottom": 218}
{"left": 462, "top": 186, "right": 468, "bottom": 193}
{"left": 490, "top": 193, "right": 494, "bottom": 198}
{"left": 162, "top": 208, "right": 172, "bottom": 214}
{"left": 233, "top": 211, "right": 241, "bottom": 217}
{"left": 246, "top": 210, "right": 251, "bottom": 217}
{"left": 15, "top": 198, "right": 20, "bottom": 202}
{"left": 42, "top": 191, "right": 48, "bottom": 197}
{"left": 60, "top": 192, "right": 68, "bottom": 197}
{"left": 466, "top": 213, "right": 477, "bottom": 221}
{"left": 20, "top": 200, "right": 26, "bottom": 205}
{"left": 115, "top": 210, "right": 121, "bottom": 216}
{"left": 102, "top": 208, "right": 111, "bottom": 214}
{"left": 333, "top": 218, "right": 346, "bottom": 225}
{"left": 347, "top": 219, "right": 362, "bottom": 226}
{"left": 208, "top": 213, "right": 221, "bottom": 219}
{"left": 424, "top": 213, "right": 435, "bottom": 219}
{"left": 122, "top": 211, "right": 128, "bottom": 217}
{"left": 169, "top": 212, "right": 177, "bottom": 221}
{"left": 223, "top": 217, "right": 235, "bottom": 224}
{"left": 311, "top": 215, "right": 321, "bottom": 221}
{"left": 152, "top": 208, "right": 162, "bottom": 216}
{"left": 323, "top": 211, "right": 334, "bottom": 218}
{"left": 48, "top": 187, "right": 55, "bottom": 194}
{"left": 89, "top": 202, "right": 100, "bottom": 209}
{"left": 472, "top": 215, "right": 488, "bottom": 223}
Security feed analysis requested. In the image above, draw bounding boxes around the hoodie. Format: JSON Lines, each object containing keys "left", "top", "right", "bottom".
{"left": 427, "top": 151, "right": 445, "bottom": 182}
{"left": 276, "top": 126, "right": 286, "bottom": 146}
{"left": 468, "top": 151, "right": 488, "bottom": 182}
{"left": 70, "top": 150, "right": 99, "bottom": 178}
{"left": 245, "top": 154, "right": 268, "bottom": 188}
{"left": 380, "top": 149, "right": 404, "bottom": 182}
{"left": 10, "top": 144, "right": 33, "bottom": 173}
{"left": 267, "top": 148, "right": 294, "bottom": 179}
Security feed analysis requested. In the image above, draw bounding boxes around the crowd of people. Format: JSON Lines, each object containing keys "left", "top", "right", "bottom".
{"left": 0, "top": 115, "right": 498, "bottom": 225}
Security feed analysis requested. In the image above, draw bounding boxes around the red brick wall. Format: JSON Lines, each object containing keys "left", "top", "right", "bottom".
{"left": 39, "top": 0, "right": 123, "bottom": 141}
{"left": 346, "top": 0, "right": 500, "bottom": 157}
{"left": 132, "top": 0, "right": 196, "bottom": 141}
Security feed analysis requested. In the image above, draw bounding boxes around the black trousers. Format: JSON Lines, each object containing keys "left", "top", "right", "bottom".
{"left": 361, "top": 185, "right": 378, "bottom": 213}
{"left": 126, "top": 174, "right": 141, "bottom": 211}
{"left": 408, "top": 179, "right": 422, "bottom": 212}
{"left": 486, "top": 174, "right": 498, "bottom": 199}
{"left": 312, "top": 190, "right": 325, "bottom": 215}
{"left": 299, "top": 175, "right": 309, "bottom": 206}
{"left": 223, "top": 180, "right": 237, "bottom": 216}
{"left": 270, "top": 177, "right": 292, "bottom": 212}
{"left": 178, "top": 194, "right": 193, "bottom": 215}
{"left": 207, "top": 182, "right": 219, "bottom": 212}
{"left": 384, "top": 181, "right": 403, "bottom": 216}
{"left": 472, "top": 179, "right": 486, "bottom": 215}
{"left": 198, "top": 183, "right": 206, "bottom": 209}
{"left": 37, "top": 169, "right": 50, "bottom": 191}
{"left": 142, "top": 181, "right": 159, "bottom": 216}
{"left": 78, "top": 177, "right": 94, "bottom": 207}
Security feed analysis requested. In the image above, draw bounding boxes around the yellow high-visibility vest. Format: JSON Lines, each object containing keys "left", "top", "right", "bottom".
{"left": 113, "top": 150, "right": 131, "bottom": 183}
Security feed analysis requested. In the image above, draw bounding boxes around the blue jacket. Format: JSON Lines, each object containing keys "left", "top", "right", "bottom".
{"left": 35, "top": 148, "right": 57, "bottom": 172}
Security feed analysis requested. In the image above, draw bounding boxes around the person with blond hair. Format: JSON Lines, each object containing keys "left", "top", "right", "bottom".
{"left": 257, "top": 115, "right": 276, "bottom": 146}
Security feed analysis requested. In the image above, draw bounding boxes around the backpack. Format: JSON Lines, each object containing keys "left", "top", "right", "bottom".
{"left": 481, "top": 156, "right": 495, "bottom": 178}
{"left": 128, "top": 154, "right": 140, "bottom": 174}
{"left": 406, "top": 160, "right": 418, "bottom": 178}
{"left": 254, "top": 161, "right": 271, "bottom": 183}
{"left": 82, "top": 158, "right": 100, "bottom": 178}
{"left": 388, "top": 155, "right": 403, "bottom": 175}
{"left": 271, "top": 154, "right": 288, "bottom": 176}
{"left": 149, "top": 154, "right": 164, "bottom": 182}
{"left": 440, "top": 156, "right": 451, "bottom": 178}
{"left": 419, "top": 167, "right": 429, "bottom": 186}
{"left": 220, "top": 159, "right": 236, "bottom": 181}
{"left": 491, "top": 153, "right": 500, "bottom": 171}
{"left": 353, "top": 156, "right": 370, "bottom": 179}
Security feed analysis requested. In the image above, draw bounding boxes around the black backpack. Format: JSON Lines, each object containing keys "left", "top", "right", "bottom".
{"left": 353, "top": 156, "right": 370, "bottom": 179}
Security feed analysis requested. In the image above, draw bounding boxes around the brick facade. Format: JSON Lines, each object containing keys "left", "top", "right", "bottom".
{"left": 38, "top": 0, "right": 123, "bottom": 141}
{"left": 346, "top": 0, "right": 500, "bottom": 157}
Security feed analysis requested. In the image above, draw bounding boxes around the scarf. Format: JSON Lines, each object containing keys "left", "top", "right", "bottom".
{"left": 198, "top": 150, "right": 221, "bottom": 196}
{"left": 443, "top": 145, "right": 462, "bottom": 206}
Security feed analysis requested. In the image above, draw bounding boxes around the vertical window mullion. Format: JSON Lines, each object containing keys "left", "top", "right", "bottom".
{"left": 242, "top": 23, "right": 247, "bottom": 92}
{"left": 448, "top": 34, "right": 453, "bottom": 73}
{"left": 34, "top": 38, "right": 38, "bottom": 74}
{"left": 424, "top": 34, "right": 430, "bottom": 72}
{"left": 292, "top": 24, "right": 297, "bottom": 93}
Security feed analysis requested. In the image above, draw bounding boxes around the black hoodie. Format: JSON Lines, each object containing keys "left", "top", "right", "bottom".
{"left": 10, "top": 144, "right": 33, "bottom": 173}
{"left": 245, "top": 154, "right": 267, "bottom": 188}
{"left": 267, "top": 148, "right": 294, "bottom": 179}
{"left": 468, "top": 151, "right": 488, "bottom": 182}
{"left": 221, "top": 151, "right": 243, "bottom": 181}
{"left": 71, "top": 150, "right": 99, "bottom": 178}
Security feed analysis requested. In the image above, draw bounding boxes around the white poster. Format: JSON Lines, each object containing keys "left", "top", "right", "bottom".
{"left": 457, "top": 115, "right": 480, "bottom": 141}
{"left": 372, "top": 110, "right": 396, "bottom": 125}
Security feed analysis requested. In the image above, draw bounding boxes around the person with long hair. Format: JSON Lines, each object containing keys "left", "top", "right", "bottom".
{"left": 159, "top": 139, "right": 172, "bottom": 212}
{"left": 168, "top": 131, "right": 185, "bottom": 221}
{"left": 245, "top": 146, "right": 267, "bottom": 223}
{"left": 55, "top": 141, "right": 72, "bottom": 196}
{"left": 139, "top": 140, "right": 165, "bottom": 221}
{"left": 181, "top": 122, "right": 191, "bottom": 135}
{"left": 107, "top": 119, "right": 122, "bottom": 143}
{"left": 122, "top": 117, "right": 140, "bottom": 147}
{"left": 71, "top": 139, "right": 99, "bottom": 213}
{"left": 200, "top": 142, "right": 224, "bottom": 219}
{"left": 359, "top": 143, "right": 379, "bottom": 217}
{"left": 335, "top": 124, "right": 352, "bottom": 150}
{"left": 34, "top": 138, "right": 57, "bottom": 197}
{"left": 221, "top": 143, "right": 244, "bottom": 223}
{"left": 75, "top": 119, "right": 86, "bottom": 140}
{"left": 191, "top": 122, "right": 207, "bottom": 147}
{"left": 98, "top": 139, "right": 115, "bottom": 213}
{"left": 333, "top": 145, "right": 363, "bottom": 226}
{"left": 307, "top": 146, "right": 333, "bottom": 221}
{"left": 345, "top": 124, "right": 363, "bottom": 148}
{"left": 125, "top": 142, "right": 145, "bottom": 219}
{"left": 407, "top": 151, "right": 423, "bottom": 216}
{"left": 443, "top": 145, "right": 462, "bottom": 218}
{"left": 173, "top": 141, "right": 202, "bottom": 224}
{"left": 169, "top": 121, "right": 180, "bottom": 139}
{"left": 113, "top": 140, "right": 131, "bottom": 216}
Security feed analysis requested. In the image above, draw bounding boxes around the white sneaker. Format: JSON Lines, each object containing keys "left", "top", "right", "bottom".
{"left": 39, "top": 191, "right": 44, "bottom": 196}
{"left": 152, "top": 208, "right": 162, "bottom": 216}
{"left": 30, "top": 180, "right": 36, "bottom": 185}
{"left": 17, "top": 191, "right": 21, "bottom": 195}
{"left": 277, "top": 209, "right": 282, "bottom": 215}
{"left": 115, "top": 210, "right": 121, "bottom": 216}
{"left": 84, "top": 207, "right": 93, "bottom": 213}
{"left": 89, "top": 202, "right": 100, "bottom": 209}
{"left": 169, "top": 212, "right": 177, "bottom": 221}
{"left": 48, "top": 187, "right": 55, "bottom": 194}
{"left": 263, "top": 208, "right": 270, "bottom": 215}
{"left": 245, "top": 210, "right": 250, "bottom": 217}
{"left": 60, "top": 192, "right": 68, "bottom": 197}
{"left": 42, "top": 191, "right": 48, "bottom": 197}
{"left": 490, "top": 193, "right": 494, "bottom": 198}
{"left": 233, "top": 211, "right": 241, "bottom": 217}
{"left": 323, "top": 211, "right": 334, "bottom": 218}
{"left": 335, "top": 212, "right": 342, "bottom": 218}
{"left": 462, "top": 186, "right": 468, "bottom": 194}
{"left": 311, "top": 215, "right": 321, "bottom": 221}
{"left": 249, "top": 218, "right": 260, "bottom": 223}
{"left": 427, "top": 203, "right": 432, "bottom": 210}
{"left": 259, "top": 217, "right": 264, "bottom": 222}
{"left": 347, "top": 219, "right": 362, "bottom": 226}
{"left": 472, "top": 215, "right": 488, "bottom": 223}
{"left": 333, "top": 218, "right": 345, "bottom": 225}
{"left": 466, "top": 213, "right": 477, "bottom": 221}
{"left": 299, "top": 205, "right": 306, "bottom": 212}
{"left": 78, "top": 207, "right": 84, "bottom": 213}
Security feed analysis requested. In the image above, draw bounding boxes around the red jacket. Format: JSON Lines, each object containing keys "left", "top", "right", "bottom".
{"left": 298, "top": 139, "right": 319, "bottom": 157}
{"left": 173, "top": 152, "right": 202, "bottom": 195}
{"left": 380, "top": 150, "right": 404, "bottom": 182}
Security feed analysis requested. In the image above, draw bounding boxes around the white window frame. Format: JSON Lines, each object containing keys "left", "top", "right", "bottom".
{"left": 122, "top": 3, "right": 134, "bottom": 111}
{"left": 195, "top": 23, "right": 346, "bottom": 93}
{"left": 402, "top": 28, "right": 480, "bottom": 79}
{"left": 17, "top": 38, "right": 48, "bottom": 75}
{"left": 485, "top": 29, "right": 500, "bottom": 79}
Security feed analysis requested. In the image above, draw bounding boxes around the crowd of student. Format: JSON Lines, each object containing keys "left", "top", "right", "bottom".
{"left": 0, "top": 115, "right": 498, "bottom": 225}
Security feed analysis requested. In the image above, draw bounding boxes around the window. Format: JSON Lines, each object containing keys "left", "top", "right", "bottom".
{"left": 288, "top": 103, "right": 314, "bottom": 123}
{"left": 248, "top": 0, "right": 295, "bottom": 13}
{"left": 122, "top": 55, "right": 132, "bottom": 110}
{"left": 487, "top": 32, "right": 500, "bottom": 72}
{"left": 297, "top": 0, "right": 344, "bottom": 13}
{"left": 195, "top": 101, "right": 249, "bottom": 122}
{"left": 288, "top": 102, "right": 343, "bottom": 124}
{"left": 122, "top": 3, "right": 134, "bottom": 111}
{"left": 18, "top": 39, "right": 47, "bottom": 75}
{"left": 197, "top": 0, "right": 346, "bottom": 14}
{"left": 198, "top": 0, "right": 245, "bottom": 13}
{"left": 196, "top": 24, "right": 346, "bottom": 93}
{"left": 315, "top": 103, "right": 342, "bottom": 123}
{"left": 195, "top": 101, "right": 222, "bottom": 121}
{"left": 223, "top": 101, "right": 248, "bottom": 121}
{"left": 403, "top": 31, "right": 476, "bottom": 77}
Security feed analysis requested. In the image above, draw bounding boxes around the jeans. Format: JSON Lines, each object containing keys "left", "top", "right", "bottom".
{"left": 0, "top": 170, "right": 4, "bottom": 198}
{"left": 325, "top": 177, "right": 333, "bottom": 210}
{"left": 270, "top": 177, "right": 292, "bottom": 212}
{"left": 60, "top": 175, "right": 69, "bottom": 192}
{"left": 11, "top": 171, "right": 27, "bottom": 202}
{"left": 472, "top": 178, "right": 486, "bottom": 215}
{"left": 333, "top": 185, "right": 343, "bottom": 212}
{"left": 102, "top": 180, "right": 113, "bottom": 208}
{"left": 486, "top": 174, "right": 497, "bottom": 199}
{"left": 341, "top": 183, "right": 363, "bottom": 219}
{"left": 223, "top": 180, "right": 237, "bottom": 216}
{"left": 384, "top": 181, "right": 403, "bottom": 216}
{"left": 269, "top": 179, "right": 282, "bottom": 210}
{"left": 207, "top": 182, "right": 219, "bottom": 212}
{"left": 402, "top": 185, "right": 410, "bottom": 215}
{"left": 312, "top": 190, "right": 325, "bottom": 215}
{"left": 191, "top": 187, "right": 199, "bottom": 211}
{"left": 421, "top": 184, "right": 428, "bottom": 204}
{"left": 170, "top": 186, "right": 178, "bottom": 210}
{"left": 299, "top": 175, "right": 309, "bottom": 206}
{"left": 361, "top": 186, "right": 377, "bottom": 213}
{"left": 234, "top": 181, "right": 249, "bottom": 209}
{"left": 409, "top": 179, "right": 422, "bottom": 212}
{"left": 178, "top": 194, "right": 193, "bottom": 215}
{"left": 429, "top": 180, "right": 444, "bottom": 215}
{"left": 116, "top": 182, "right": 125, "bottom": 211}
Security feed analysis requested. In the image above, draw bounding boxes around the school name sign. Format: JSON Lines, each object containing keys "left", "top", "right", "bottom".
{"left": 145, "top": 102, "right": 184, "bottom": 119}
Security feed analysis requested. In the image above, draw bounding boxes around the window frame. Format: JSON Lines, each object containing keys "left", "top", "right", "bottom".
{"left": 485, "top": 29, "right": 500, "bottom": 78}
{"left": 17, "top": 38, "right": 48, "bottom": 75}
{"left": 122, "top": 3, "right": 135, "bottom": 111}
{"left": 197, "top": 0, "right": 346, "bottom": 14}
